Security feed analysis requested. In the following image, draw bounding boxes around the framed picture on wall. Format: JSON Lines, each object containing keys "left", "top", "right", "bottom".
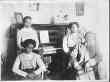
{"left": 75, "top": 2, "right": 85, "bottom": 16}
{"left": 14, "top": 12, "right": 23, "bottom": 24}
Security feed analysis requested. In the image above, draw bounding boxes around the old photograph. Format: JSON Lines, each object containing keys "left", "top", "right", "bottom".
{"left": 0, "top": 0, "right": 109, "bottom": 81}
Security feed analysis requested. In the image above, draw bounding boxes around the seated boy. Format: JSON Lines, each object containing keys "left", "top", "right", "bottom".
{"left": 12, "top": 39, "right": 46, "bottom": 80}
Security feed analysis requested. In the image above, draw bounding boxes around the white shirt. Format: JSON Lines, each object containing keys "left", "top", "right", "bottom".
{"left": 12, "top": 52, "right": 46, "bottom": 77}
{"left": 63, "top": 33, "right": 83, "bottom": 53}
{"left": 17, "top": 27, "right": 39, "bottom": 49}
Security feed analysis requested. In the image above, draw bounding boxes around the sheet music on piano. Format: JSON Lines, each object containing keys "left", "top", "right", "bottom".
{"left": 39, "top": 30, "right": 50, "bottom": 44}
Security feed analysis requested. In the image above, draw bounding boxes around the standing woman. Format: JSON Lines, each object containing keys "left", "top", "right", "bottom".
{"left": 63, "top": 22, "right": 95, "bottom": 80}
{"left": 63, "top": 22, "right": 84, "bottom": 66}
{"left": 63, "top": 22, "right": 84, "bottom": 54}
{"left": 63, "top": 22, "right": 83, "bottom": 79}
{"left": 62, "top": 26, "right": 77, "bottom": 80}
{"left": 17, "top": 16, "right": 39, "bottom": 50}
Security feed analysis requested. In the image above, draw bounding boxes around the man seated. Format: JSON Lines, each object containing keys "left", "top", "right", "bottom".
{"left": 12, "top": 39, "right": 46, "bottom": 80}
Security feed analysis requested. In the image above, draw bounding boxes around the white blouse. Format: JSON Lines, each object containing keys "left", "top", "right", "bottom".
{"left": 63, "top": 33, "right": 83, "bottom": 53}
{"left": 12, "top": 52, "right": 46, "bottom": 77}
{"left": 17, "top": 27, "right": 39, "bottom": 49}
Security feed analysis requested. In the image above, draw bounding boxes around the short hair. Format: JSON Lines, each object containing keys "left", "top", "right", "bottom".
{"left": 21, "top": 39, "right": 36, "bottom": 48}
{"left": 23, "top": 16, "right": 32, "bottom": 23}
{"left": 68, "top": 22, "right": 79, "bottom": 29}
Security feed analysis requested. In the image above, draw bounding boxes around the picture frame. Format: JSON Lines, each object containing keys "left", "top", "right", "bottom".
{"left": 14, "top": 12, "right": 23, "bottom": 24}
{"left": 75, "top": 2, "right": 85, "bottom": 16}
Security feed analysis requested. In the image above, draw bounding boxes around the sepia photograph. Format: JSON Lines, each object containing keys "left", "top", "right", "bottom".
{"left": 0, "top": 0, "right": 109, "bottom": 81}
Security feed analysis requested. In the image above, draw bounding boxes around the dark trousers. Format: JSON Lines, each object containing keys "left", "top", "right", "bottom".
{"left": 14, "top": 69, "right": 42, "bottom": 80}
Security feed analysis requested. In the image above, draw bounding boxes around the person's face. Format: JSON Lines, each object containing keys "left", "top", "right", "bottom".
{"left": 26, "top": 44, "right": 34, "bottom": 53}
{"left": 24, "top": 19, "right": 32, "bottom": 27}
{"left": 71, "top": 24, "right": 78, "bottom": 33}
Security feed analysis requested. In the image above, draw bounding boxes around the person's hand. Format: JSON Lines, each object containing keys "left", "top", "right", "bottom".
{"left": 74, "top": 62, "right": 82, "bottom": 70}
{"left": 26, "top": 72, "right": 36, "bottom": 79}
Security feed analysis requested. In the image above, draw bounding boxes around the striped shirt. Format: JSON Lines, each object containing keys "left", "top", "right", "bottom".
{"left": 12, "top": 52, "right": 46, "bottom": 77}
{"left": 17, "top": 27, "right": 39, "bottom": 49}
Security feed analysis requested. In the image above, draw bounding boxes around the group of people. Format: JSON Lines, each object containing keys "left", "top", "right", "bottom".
{"left": 12, "top": 16, "right": 102, "bottom": 80}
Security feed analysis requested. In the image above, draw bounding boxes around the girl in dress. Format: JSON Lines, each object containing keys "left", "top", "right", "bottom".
{"left": 12, "top": 39, "right": 46, "bottom": 80}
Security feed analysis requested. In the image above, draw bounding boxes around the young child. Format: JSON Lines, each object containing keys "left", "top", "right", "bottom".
{"left": 12, "top": 39, "right": 46, "bottom": 80}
